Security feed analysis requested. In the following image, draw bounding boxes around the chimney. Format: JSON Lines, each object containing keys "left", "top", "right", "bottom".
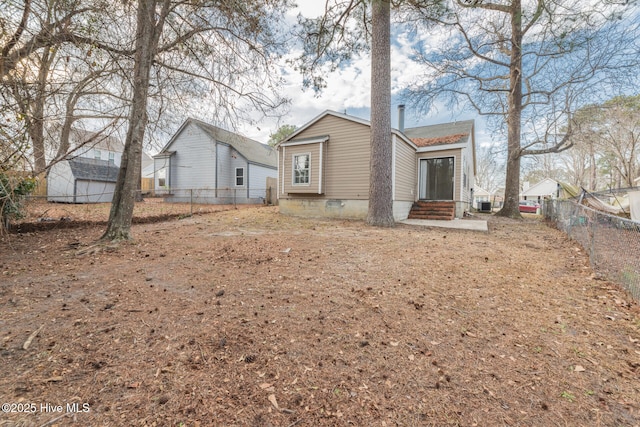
{"left": 398, "top": 104, "right": 405, "bottom": 132}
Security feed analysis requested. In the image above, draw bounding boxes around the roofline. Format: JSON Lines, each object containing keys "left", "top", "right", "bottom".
{"left": 280, "top": 135, "right": 330, "bottom": 147}
{"left": 416, "top": 142, "right": 467, "bottom": 152}
{"left": 278, "top": 110, "right": 371, "bottom": 146}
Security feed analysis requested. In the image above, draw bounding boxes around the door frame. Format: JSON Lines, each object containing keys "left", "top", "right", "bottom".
{"left": 418, "top": 156, "right": 455, "bottom": 201}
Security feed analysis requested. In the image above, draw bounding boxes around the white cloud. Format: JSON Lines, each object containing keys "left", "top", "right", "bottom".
{"left": 238, "top": 1, "right": 488, "bottom": 147}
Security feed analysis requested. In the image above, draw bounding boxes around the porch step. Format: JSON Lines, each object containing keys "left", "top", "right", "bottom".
{"left": 408, "top": 201, "right": 455, "bottom": 220}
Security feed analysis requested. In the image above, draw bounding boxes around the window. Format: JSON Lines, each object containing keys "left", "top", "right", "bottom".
{"left": 108, "top": 152, "right": 115, "bottom": 163}
{"left": 419, "top": 157, "right": 454, "bottom": 200}
{"left": 235, "top": 167, "right": 244, "bottom": 186}
{"left": 94, "top": 149, "right": 101, "bottom": 160}
{"left": 293, "top": 154, "right": 310, "bottom": 185}
{"left": 158, "top": 168, "right": 166, "bottom": 187}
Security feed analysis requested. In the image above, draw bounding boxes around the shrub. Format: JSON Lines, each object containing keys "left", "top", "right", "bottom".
{"left": 0, "top": 172, "right": 37, "bottom": 232}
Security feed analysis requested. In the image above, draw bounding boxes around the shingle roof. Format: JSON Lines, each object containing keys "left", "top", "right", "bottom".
{"left": 70, "top": 128, "right": 125, "bottom": 153}
{"left": 160, "top": 118, "right": 277, "bottom": 168}
{"left": 403, "top": 120, "right": 474, "bottom": 147}
{"left": 68, "top": 157, "right": 120, "bottom": 182}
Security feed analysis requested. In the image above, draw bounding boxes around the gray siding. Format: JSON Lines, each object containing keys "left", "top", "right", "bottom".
{"left": 249, "top": 164, "right": 275, "bottom": 199}
{"left": 170, "top": 123, "right": 216, "bottom": 190}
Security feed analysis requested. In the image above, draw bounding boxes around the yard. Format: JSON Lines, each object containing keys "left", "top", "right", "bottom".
{"left": 1, "top": 203, "right": 639, "bottom": 426}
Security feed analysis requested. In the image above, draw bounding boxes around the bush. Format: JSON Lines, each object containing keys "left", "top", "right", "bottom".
{"left": 0, "top": 172, "right": 37, "bottom": 231}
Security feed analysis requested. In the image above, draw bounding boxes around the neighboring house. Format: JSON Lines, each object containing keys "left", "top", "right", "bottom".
{"left": 153, "top": 118, "right": 277, "bottom": 204}
{"left": 276, "top": 109, "right": 476, "bottom": 220}
{"left": 521, "top": 178, "right": 561, "bottom": 203}
{"left": 47, "top": 129, "right": 124, "bottom": 203}
{"left": 473, "top": 186, "right": 491, "bottom": 210}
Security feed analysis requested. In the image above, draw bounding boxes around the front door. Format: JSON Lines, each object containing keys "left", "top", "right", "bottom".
{"left": 419, "top": 157, "right": 454, "bottom": 200}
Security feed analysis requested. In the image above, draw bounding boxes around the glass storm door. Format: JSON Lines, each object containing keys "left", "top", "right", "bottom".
{"left": 419, "top": 157, "right": 454, "bottom": 200}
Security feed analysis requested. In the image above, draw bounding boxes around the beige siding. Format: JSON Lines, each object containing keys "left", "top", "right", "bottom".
{"left": 416, "top": 148, "right": 462, "bottom": 201}
{"left": 394, "top": 136, "right": 416, "bottom": 201}
{"left": 280, "top": 115, "right": 371, "bottom": 200}
{"left": 280, "top": 143, "right": 322, "bottom": 195}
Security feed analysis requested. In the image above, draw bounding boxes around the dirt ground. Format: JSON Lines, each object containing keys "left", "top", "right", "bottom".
{"left": 1, "top": 202, "right": 639, "bottom": 427}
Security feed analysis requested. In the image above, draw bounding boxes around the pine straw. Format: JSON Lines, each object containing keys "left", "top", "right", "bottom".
{"left": 1, "top": 206, "right": 639, "bottom": 426}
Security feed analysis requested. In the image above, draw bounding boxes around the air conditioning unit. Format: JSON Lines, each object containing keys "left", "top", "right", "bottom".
{"left": 478, "top": 201, "right": 492, "bottom": 213}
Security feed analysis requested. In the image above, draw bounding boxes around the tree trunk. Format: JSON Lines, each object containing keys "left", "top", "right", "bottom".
{"left": 367, "top": 0, "right": 394, "bottom": 227}
{"left": 496, "top": 0, "right": 523, "bottom": 219}
{"left": 101, "top": 0, "right": 165, "bottom": 241}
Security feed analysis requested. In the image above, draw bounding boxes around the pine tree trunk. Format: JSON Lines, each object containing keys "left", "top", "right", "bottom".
{"left": 496, "top": 0, "right": 523, "bottom": 219}
{"left": 101, "top": 0, "right": 163, "bottom": 241}
{"left": 367, "top": 0, "right": 394, "bottom": 227}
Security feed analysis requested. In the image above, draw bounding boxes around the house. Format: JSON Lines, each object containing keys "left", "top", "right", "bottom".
{"left": 473, "top": 186, "right": 492, "bottom": 210}
{"left": 153, "top": 118, "right": 277, "bottom": 204}
{"left": 521, "top": 178, "right": 561, "bottom": 203}
{"left": 276, "top": 109, "right": 476, "bottom": 220}
{"left": 47, "top": 129, "right": 124, "bottom": 203}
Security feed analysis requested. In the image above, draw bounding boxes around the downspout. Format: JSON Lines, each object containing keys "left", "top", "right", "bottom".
{"left": 215, "top": 142, "right": 219, "bottom": 198}
{"left": 318, "top": 142, "right": 323, "bottom": 194}
{"left": 281, "top": 146, "right": 286, "bottom": 195}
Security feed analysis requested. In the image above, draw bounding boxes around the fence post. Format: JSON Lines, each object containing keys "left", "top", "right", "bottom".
{"left": 190, "top": 189, "right": 193, "bottom": 215}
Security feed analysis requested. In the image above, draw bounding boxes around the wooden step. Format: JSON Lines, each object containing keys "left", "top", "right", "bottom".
{"left": 408, "top": 201, "right": 455, "bottom": 220}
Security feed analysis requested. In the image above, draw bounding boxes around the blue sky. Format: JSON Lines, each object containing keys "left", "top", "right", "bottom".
{"left": 237, "top": 0, "right": 489, "bottom": 147}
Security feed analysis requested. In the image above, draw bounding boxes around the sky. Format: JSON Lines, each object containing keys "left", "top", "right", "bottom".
{"left": 236, "top": 0, "right": 489, "bottom": 147}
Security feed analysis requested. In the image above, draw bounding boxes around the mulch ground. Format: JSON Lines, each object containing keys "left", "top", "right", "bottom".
{"left": 1, "top": 203, "right": 639, "bottom": 427}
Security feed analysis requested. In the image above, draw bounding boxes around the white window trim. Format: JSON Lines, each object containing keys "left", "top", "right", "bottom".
{"left": 235, "top": 167, "right": 245, "bottom": 187}
{"left": 292, "top": 152, "right": 311, "bottom": 186}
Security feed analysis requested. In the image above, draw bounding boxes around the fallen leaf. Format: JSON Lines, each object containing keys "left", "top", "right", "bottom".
{"left": 574, "top": 365, "right": 586, "bottom": 372}
{"left": 268, "top": 394, "right": 279, "bottom": 410}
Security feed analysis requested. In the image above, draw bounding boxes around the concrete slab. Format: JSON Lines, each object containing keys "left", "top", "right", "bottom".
{"left": 399, "top": 218, "right": 488, "bottom": 232}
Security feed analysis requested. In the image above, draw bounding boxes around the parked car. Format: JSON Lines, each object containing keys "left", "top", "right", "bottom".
{"left": 519, "top": 200, "right": 540, "bottom": 213}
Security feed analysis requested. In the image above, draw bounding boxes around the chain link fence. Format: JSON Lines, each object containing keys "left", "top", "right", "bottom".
{"left": 544, "top": 200, "right": 640, "bottom": 302}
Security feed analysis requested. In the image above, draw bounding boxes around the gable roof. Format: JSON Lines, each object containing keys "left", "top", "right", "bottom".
{"left": 158, "top": 118, "right": 276, "bottom": 168}
{"left": 280, "top": 110, "right": 417, "bottom": 148}
{"left": 70, "top": 128, "right": 125, "bottom": 153}
{"left": 521, "top": 177, "right": 559, "bottom": 197}
{"left": 68, "top": 157, "right": 120, "bottom": 182}
{"left": 403, "top": 120, "right": 474, "bottom": 148}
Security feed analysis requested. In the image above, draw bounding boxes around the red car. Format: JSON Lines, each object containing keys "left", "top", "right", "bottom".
{"left": 519, "top": 200, "right": 540, "bottom": 213}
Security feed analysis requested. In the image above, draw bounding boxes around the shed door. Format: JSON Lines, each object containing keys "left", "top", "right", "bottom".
{"left": 419, "top": 157, "right": 454, "bottom": 200}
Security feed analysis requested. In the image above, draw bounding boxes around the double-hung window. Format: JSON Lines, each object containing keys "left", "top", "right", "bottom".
{"left": 235, "top": 167, "right": 244, "bottom": 186}
{"left": 293, "top": 154, "right": 310, "bottom": 185}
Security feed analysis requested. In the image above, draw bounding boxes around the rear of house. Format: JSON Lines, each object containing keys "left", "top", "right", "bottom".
{"left": 277, "top": 110, "right": 474, "bottom": 221}
{"left": 277, "top": 112, "right": 419, "bottom": 220}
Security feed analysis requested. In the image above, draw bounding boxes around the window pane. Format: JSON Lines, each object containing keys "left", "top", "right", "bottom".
{"left": 293, "top": 154, "right": 310, "bottom": 184}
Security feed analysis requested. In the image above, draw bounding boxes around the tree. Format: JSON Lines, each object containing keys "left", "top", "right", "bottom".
{"left": 405, "top": 0, "right": 639, "bottom": 217}
{"left": 101, "top": 0, "right": 291, "bottom": 241}
{"left": 296, "top": 0, "right": 421, "bottom": 226}
{"left": 101, "top": 0, "right": 167, "bottom": 241}
{"left": 567, "top": 95, "right": 640, "bottom": 190}
{"left": 475, "top": 143, "right": 505, "bottom": 194}
{"left": 268, "top": 124, "right": 297, "bottom": 146}
{"left": 367, "top": 0, "right": 394, "bottom": 226}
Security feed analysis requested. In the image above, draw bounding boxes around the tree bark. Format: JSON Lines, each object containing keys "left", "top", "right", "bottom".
{"left": 367, "top": 0, "right": 394, "bottom": 227}
{"left": 496, "top": 0, "right": 523, "bottom": 219}
{"left": 101, "top": 0, "right": 166, "bottom": 241}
